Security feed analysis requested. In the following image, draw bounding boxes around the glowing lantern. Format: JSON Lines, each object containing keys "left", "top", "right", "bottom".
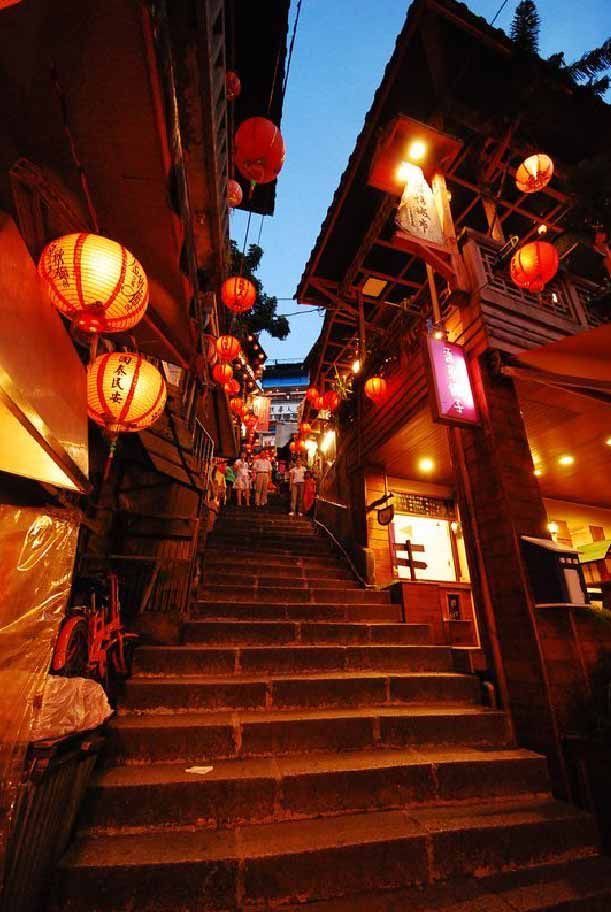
{"left": 314, "top": 395, "right": 326, "bottom": 411}
{"left": 87, "top": 353, "right": 166, "bottom": 434}
{"left": 216, "top": 334, "right": 241, "bottom": 362}
{"left": 324, "top": 390, "right": 340, "bottom": 411}
{"left": 305, "top": 386, "right": 319, "bottom": 404}
{"left": 227, "top": 179, "right": 243, "bottom": 208}
{"left": 510, "top": 241, "right": 559, "bottom": 293}
{"left": 516, "top": 154, "right": 554, "bottom": 194}
{"left": 0, "top": 0, "right": 22, "bottom": 7}
{"left": 230, "top": 397, "right": 245, "bottom": 417}
{"left": 39, "top": 233, "right": 148, "bottom": 333}
{"left": 212, "top": 362, "right": 233, "bottom": 385}
{"left": 225, "top": 378, "right": 241, "bottom": 396}
{"left": 300, "top": 423, "right": 312, "bottom": 435}
{"left": 234, "top": 117, "right": 286, "bottom": 185}
{"left": 364, "top": 376, "right": 388, "bottom": 404}
{"left": 244, "top": 412, "right": 258, "bottom": 429}
{"left": 221, "top": 276, "right": 256, "bottom": 313}
{"left": 226, "top": 71, "right": 241, "bottom": 101}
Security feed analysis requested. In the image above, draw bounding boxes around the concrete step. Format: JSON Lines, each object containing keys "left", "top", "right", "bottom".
{"left": 106, "top": 706, "right": 511, "bottom": 763}
{"left": 82, "top": 746, "right": 550, "bottom": 831}
{"left": 122, "top": 672, "right": 481, "bottom": 713}
{"left": 178, "top": 620, "right": 432, "bottom": 647}
{"left": 189, "top": 600, "right": 402, "bottom": 622}
{"left": 207, "top": 529, "right": 329, "bottom": 546}
{"left": 133, "top": 644, "right": 451, "bottom": 676}
{"left": 214, "top": 517, "right": 314, "bottom": 533}
{"left": 296, "top": 856, "right": 611, "bottom": 912}
{"left": 202, "top": 550, "right": 351, "bottom": 571}
{"left": 53, "top": 800, "right": 598, "bottom": 911}
{"left": 197, "top": 585, "right": 390, "bottom": 605}
{"left": 202, "top": 573, "right": 360, "bottom": 589}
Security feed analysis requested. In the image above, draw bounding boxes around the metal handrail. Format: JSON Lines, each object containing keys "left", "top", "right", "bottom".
{"left": 313, "top": 496, "right": 374, "bottom": 589}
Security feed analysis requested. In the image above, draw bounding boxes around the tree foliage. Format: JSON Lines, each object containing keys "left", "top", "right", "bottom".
{"left": 229, "top": 241, "right": 290, "bottom": 340}
{"left": 510, "top": 0, "right": 540, "bottom": 54}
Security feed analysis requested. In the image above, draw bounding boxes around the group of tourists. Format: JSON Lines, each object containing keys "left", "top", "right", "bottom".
{"left": 211, "top": 449, "right": 317, "bottom": 516}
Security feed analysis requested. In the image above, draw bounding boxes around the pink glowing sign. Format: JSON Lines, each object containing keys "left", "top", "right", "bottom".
{"left": 426, "top": 337, "right": 479, "bottom": 426}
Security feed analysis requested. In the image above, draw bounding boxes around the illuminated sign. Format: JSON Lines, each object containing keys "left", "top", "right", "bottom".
{"left": 253, "top": 395, "right": 271, "bottom": 433}
{"left": 426, "top": 336, "right": 479, "bottom": 426}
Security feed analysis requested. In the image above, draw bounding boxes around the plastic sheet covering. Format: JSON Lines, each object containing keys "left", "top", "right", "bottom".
{"left": 0, "top": 506, "right": 79, "bottom": 880}
{"left": 31, "top": 677, "right": 112, "bottom": 742}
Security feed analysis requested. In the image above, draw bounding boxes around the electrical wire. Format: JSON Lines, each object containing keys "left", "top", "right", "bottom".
{"left": 282, "top": 0, "right": 303, "bottom": 100}
{"left": 491, "top": 0, "right": 511, "bottom": 26}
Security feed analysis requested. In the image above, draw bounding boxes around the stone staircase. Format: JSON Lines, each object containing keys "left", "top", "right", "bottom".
{"left": 51, "top": 500, "right": 611, "bottom": 910}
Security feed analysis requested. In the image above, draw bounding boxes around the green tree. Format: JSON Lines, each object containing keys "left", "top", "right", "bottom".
{"left": 510, "top": 0, "right": 540, "bottom": 54}
{"left": 548, "top": 39, "right": 611, "bottom": 97}
{"left": 229, "top": 241, "right": 289, "bottom": 340}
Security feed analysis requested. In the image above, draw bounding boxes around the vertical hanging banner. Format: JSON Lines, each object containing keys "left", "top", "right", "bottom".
{"left": 253, "top": 395, "right": 271, "bottom": 433}
{"left": 425, "top": 336, "right": 479, "bottom": 426}
{"left": 395, "top": 163, "right": 444, "bottom": 246}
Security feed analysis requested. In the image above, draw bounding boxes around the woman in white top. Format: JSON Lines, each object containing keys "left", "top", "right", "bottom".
{"left": 234, "top": 457, "right": 251, "bottom": 506}
{"left": 289, "top": 457, "right": 306, "bottom": 516}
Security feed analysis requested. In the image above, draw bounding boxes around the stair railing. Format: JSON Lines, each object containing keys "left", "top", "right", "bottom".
{"left": 313, "top": 496, "right": 373, "bottom": 589}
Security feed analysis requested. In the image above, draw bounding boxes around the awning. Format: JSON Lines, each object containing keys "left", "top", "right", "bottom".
{"left": 578, "top": 539, "right": 611, "bottom": 563}
{"left": 504, "top": 323, "right": 611, "bottom": 403}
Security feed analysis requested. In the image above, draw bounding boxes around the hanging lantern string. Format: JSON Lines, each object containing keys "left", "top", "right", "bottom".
{"left": 256, "top": 214, "right": 265, "bottom": 247}
{"left": 50, "top": 62, "right": 100, "bottom": 234}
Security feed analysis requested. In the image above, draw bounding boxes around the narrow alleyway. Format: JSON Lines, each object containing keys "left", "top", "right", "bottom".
{"left": 52, "top": 500, "right": 611, "bottom": 910}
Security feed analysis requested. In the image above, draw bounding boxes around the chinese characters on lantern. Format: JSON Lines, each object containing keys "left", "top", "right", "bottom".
{"left": 426, "top": 337, "right": 478, "bottom": 426}
{"left": 109, "top": 356, "right": 132, "bottom": 404}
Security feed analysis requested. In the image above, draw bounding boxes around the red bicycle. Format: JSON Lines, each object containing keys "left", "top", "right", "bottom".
{"left": 51, "top": 572, "right": 138, "bottom": 695}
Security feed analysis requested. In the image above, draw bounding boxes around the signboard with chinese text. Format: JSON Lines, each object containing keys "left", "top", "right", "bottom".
{"left": 395, "top": 164, "right": 444, "bottom": 246}
{"left": 253, "top": 395, "right": 271, "bottom": 433}
{"left": 425, "top": 337, "right": 479, "bottom": 426}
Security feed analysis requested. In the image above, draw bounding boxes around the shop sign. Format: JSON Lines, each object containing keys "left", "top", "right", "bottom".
{"left": 426, "top": 337, "right": 479, "bottom": 426}
{"left": 253, "top": 395, "right": 271, "bottom": 433}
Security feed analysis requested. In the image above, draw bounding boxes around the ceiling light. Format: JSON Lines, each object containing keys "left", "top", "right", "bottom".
{"left": 605, "top": 437, "right": 611, "bottom": 447}
{"left": 534, "top": 468, "right": 543, "bottom": 477}
{"left": 418, "top": 457, "right": 434, "bottom": 473}
{"left": 407, "top": 139, "right": 427, "bottom": 162}
{"left": 547, "top": 521, "right": 559, "bottom": 535}
{"left": 351, "top": 359, "right": 361, "bottom": 374}
{"left": 558, "top": 454, "right": 574, "bottom": 466}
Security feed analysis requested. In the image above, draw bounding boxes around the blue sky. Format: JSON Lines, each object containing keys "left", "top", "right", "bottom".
{"left": 231, "top": 0, "right": 610, "bottom": 362}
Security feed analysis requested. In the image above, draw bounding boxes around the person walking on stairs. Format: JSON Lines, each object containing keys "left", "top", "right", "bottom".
{"left": 234, "top": 454, "right": 251, "bottom": 506}
{"left": 253, "top": 449, "right": 272, "bottom": 507}
{"left": 289, "top": 455, "right": 306, "bottom": 516}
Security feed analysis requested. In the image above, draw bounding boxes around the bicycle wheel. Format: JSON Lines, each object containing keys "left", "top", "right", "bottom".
{"left": 52, "top": 618, "right": 89, "bottom": 677}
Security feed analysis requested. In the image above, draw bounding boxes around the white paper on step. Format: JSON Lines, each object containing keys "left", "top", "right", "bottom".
{"left": 186, "top": 765, "right": 214, "bottom": 775}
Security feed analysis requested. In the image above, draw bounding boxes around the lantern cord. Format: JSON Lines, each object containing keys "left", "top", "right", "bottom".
{"left": 256, "top": 214, "right": 265, "bottom": 247}
{"left": 490, "top": 0, "right": 510, "bottom": 26}
{"left": 50, "top": 62, "right": 100, "bottom": 234}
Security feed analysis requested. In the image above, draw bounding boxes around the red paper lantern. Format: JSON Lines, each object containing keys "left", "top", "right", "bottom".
{"left": 221, "top": 276, "right": 256, "bottom": 313}
{"left": 324, "top": 390, "right": 340, "bottom": 411}
{"left": 234, "top": 117, "right": 286, "bottom": 185}
{"left": 305, "top": 386, "right": 319, "bottom": 404}
{"left": 225, "top": 378, "right": 241, "bottom": 396}
{"left": 300, "top": 422, "right": 312, "bottom": 435}
{"left": 510, "top": 241, "right": 559, "bottom": 293}
{"left": 227, "top": 179, "right": 243, "bottom": 208}
{"left": 230, "top": 397, "right": 245, "bottom": 417}
{"left": 226, "top": 71, "right": 241, "bottom": 101}
{"left": 212, "top": 362, "right": 233, "bottom": 385}
{"left": 39, "top": 233, "right": 148, "bottom": 334}
{"left": 516, "top": 154, "right": 554, "bottom": 194}
{"left": 364, "top": 376, "right": 388, "bottom": 404}
{"left": 216, "top": 334, "right": 241, "bottom": 362}
{"left": 314, "top": 395, "right": 326, "bottom": 411}
{"left": 87, "top": 353, "right": 166, "bottom": 434}
{"left": 244, "top": 411, "right": 258, "bottom": 429}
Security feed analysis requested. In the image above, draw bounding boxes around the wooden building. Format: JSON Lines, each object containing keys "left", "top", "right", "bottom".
{"left": 0, "top": 0, "right": 289, "bottom": 900}
{"left": 298, "top": 0, "right": 611, "bottom": 792}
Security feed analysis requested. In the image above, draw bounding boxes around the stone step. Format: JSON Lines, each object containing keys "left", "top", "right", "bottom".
{"left": 190, "top": 600, "right": 402, "bottom": 622}
{"left": 122, "top": 672, "right": 481, "bottom": 713}
{"left": 203, "top": 550, "right": 350, "bottom": 571}
{"left": 106, "top": 706, "right": 511, "bottom": 763}
{"left": 296, "top": 856, "right": 611, "bottom": 912}
{"left": 202, "top": 573, "right": 360, "bottom": 589}
{"left": 197, "top": 585, "right": 390, "bottom": 605}
{"left": 214, "top": 516, "right": 314, "bottom": 532}
{"left": 178, "top": 620, "right": 432, "bottom": 647}
{"left": 53, "top": 800, "right": 598, "bottom": 911}
{"left": 82, "top": 746, "right": 550, "bottom": 832}
{"left": 205, "top": 540, "right": 335, "bottom": 557}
